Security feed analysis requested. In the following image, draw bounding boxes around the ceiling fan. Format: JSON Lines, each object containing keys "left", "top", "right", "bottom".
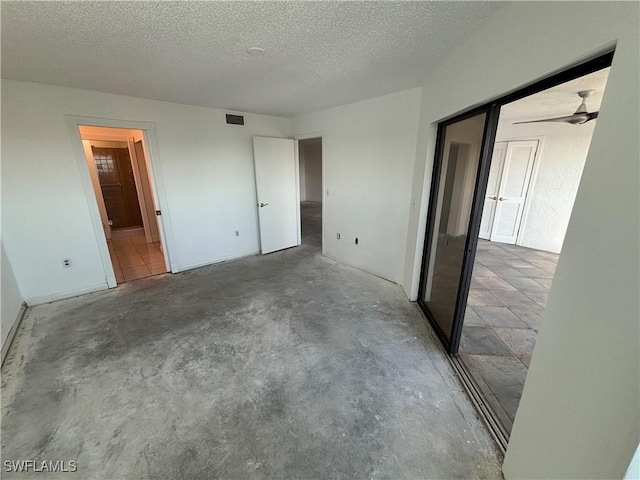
{"left": 514, "top": 90, "right": 599, "bottom": 125}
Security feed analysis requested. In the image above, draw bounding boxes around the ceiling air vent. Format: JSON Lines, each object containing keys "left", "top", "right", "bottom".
{"left": 226, "top": 114, "right": 244, "bottom": 126}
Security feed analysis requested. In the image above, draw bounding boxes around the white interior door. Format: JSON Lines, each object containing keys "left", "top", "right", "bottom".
{"left": 479, "top": 142, "right": 507, "bottom": 240}
{"left": 253, "top": 137, "right": 300, "bottom": 254}
{"left": 490, "top": 140, "right": 538, "bottom": 244}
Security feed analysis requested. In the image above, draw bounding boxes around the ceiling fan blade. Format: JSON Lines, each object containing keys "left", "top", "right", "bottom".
{"left": 514, "top": 115, "right": 575, "bottom": 125}
{"left": 586, "top": 111, "right": 599, "bottom": 122}
{"left": 513, "top": 113, "right": 591, "bottom": 125}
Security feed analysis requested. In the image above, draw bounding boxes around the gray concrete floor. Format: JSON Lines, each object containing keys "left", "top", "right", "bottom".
{"left": 2, "top": 202, "right": 503, "bottom": 479}
{"left": 460, "top": 239, "right": 558, "bottom": 434}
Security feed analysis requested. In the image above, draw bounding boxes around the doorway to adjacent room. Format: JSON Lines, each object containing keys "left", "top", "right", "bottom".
{"left": 417, "top": 52, "right": 613, "bottom": 447}
{"left": 79, "top": 125, "right": 169, "bottom": 284}
{"left": 458, "top": 66, "right": 610, "bottom": 438}
{"left": 298, "top": 137, "right": 323, "bottom": 249}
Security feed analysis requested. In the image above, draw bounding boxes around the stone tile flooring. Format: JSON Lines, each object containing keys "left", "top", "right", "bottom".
{"left": 459, "top": 239, "right": 558, "bottom": 434}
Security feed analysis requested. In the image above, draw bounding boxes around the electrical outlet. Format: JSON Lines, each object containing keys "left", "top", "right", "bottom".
{"left": 62, "top": 258, "right": 72, "bottom": 268}
{"left": 336, "top": 233, "right": 341, "bottom": 240}
{"left": 235, "top": 230, "right": 240, "bottom": 237}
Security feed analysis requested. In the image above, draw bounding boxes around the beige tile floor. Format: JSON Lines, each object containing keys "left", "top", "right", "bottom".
{"left": 107, "top": 234, "right": 167, "bottom": 283}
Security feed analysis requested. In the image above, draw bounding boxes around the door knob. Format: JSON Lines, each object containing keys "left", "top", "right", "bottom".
{"left": 488, "top": 195, "right": 497, "bottom": 200}
{"left": 499, "top": 197, "right": 506, "bottom": 201}
{"left": 259, "top": 202, "right": 269, "bottom": 207}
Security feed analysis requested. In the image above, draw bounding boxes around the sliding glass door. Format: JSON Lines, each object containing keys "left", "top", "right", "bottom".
{"left": 418, "top": 107, "right": 499, "bottom": 354}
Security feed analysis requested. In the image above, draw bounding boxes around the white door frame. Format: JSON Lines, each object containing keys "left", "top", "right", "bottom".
{"left": 65, "top": 115, "right": 177, "bottom": 288}
{"left": 294, "top": 132, "right": 325, "bottom": 255}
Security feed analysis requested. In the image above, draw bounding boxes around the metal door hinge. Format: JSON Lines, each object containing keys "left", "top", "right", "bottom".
{"left": 155, "top": 210, "right": 161, "bottom": 215}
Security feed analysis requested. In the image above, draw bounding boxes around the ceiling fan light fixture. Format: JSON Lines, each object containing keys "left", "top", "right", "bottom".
{"left": 514, "top": 90, "right": 599, "bottom": 126}
{"left": 574, "top": 89, "right": 595, "bottom": 114}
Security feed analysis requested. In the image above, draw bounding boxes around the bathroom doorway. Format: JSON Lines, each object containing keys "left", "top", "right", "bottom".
{"left": 79, "top": 125, "right": 169, "bottom": 283}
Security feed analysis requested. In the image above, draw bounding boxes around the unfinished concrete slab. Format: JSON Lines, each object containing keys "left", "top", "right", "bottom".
{"left": 2, "top": 204, "right": 502, "bottom": 479}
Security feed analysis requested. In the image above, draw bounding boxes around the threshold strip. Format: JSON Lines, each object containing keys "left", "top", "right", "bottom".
{"left": 449, "top": 355, "right": 509, "bottom": 454}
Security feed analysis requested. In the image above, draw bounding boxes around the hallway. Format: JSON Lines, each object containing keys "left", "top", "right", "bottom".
{"left": 300, "top": 201, "right": 322, "bottom": 248}
{"left": 1, "top": 207, "right": 503, "bottom": 479}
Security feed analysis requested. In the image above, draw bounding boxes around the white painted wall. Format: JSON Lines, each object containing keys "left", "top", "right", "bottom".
{"left": 1, "top": 80, "right": 291, "bottom": 303}
{"left": 303, "top": 143, "right": 323, "bottom": 203}
{"left": 1, "top": 242, "right": 24, "bottom": 349}
{"left": 495, "top": 121, "right": 596, "bottom": 253}
{"left": 401, "top": 2, "right": 639, "bottom": 478}
{"left": 293, "top": 88, "right": 421, "bottom": 283}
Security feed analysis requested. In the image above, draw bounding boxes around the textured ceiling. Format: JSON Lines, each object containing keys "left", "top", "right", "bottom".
{"left": 1, "top": 1, "right": 505, "bottom": 117}
{"left": 500, "top": 68, "right": 610, "bottom": 122}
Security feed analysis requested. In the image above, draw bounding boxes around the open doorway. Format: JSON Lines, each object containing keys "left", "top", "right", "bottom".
{"left": 79, "top": 126, "right": 169, "bottom": 283}
{"left": 458, "top": 67, "right": 611, "bottom": 437}
{"left": 298, "top": 137, "right": 323, "bottom": 249}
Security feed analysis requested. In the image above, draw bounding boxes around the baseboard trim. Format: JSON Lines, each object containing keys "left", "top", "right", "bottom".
{"left": 178, "top": 250, "right": 260, "bottom": 272}
{"left": 323, "top": 253, "right": 398, "bottom": 285}
{"left": 25, "top": 251, "right": 262, "bottom": 304}
{"left": 26, "top": 283, "right": 109, "bottom": 306}
{"left": 1, "top": 302, "right": 27, "bottom": 367}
